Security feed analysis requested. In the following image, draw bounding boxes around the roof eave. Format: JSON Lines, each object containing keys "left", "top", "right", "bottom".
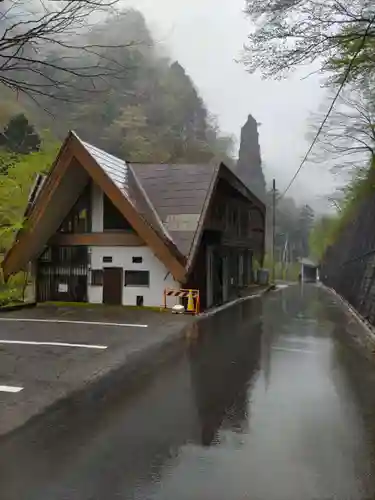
{"left": 2, "top": 132, "right": 189, "bottom": 283}
{"left": 186, "top": 161, "right": 221, "bottom": 274}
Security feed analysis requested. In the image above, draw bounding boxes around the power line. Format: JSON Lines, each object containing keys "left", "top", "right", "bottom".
{"left": 281, "top": 16, "right": 375, "bottom": 199}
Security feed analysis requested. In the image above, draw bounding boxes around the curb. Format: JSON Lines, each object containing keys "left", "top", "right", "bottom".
{"left": 198, "top": 285, "right": 275, "bottom": 319}
{"left": 322, "top": 284, "right": 375, "bottom": 353}
{"left": 0, "top": 302, "right": 37, "bottom": 313}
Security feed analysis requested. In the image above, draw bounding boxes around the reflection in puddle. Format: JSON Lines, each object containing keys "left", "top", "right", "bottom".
{"left": 2, "top": 286, "right": 375, "bottom": 500}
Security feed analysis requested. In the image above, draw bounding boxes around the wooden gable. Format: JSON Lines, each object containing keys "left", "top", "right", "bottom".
{"left": 2, "top": 132, "right": 187, "bottom": 282}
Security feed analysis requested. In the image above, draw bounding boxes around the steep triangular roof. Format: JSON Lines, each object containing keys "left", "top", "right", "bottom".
{"left": 132, "top": 161, "right": 266, "bottom": 274}
{"left": 2, "top": 132, "right": 187, "bottom": 281}
{"left": 130, "top": 162, "right": 219, "bottom": 258}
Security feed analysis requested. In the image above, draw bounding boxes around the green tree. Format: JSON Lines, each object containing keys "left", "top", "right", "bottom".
{"left": 309, "top": 160, "right": 375, "bottom": 261}
{"left": 0, "top": 138, "right": 59, "bottom": 252}
{"left": 0, "top": 114, "right": 41, "bottom": 155}
{"left": 309, "top": 216, "right": 338, "bottom": 260}
{"left": 243, "top": 0, "right": 374, "bottom": 83}
{"left": 266, "top": 189, "right": 315, "bottom": 262}
{"left": 297, "top": 205, "right": 315, "bottom": 257}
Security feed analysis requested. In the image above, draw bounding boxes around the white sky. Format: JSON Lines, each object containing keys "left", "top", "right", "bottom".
{"left": 128, "top": 0, "right": 339, "bottom": 207}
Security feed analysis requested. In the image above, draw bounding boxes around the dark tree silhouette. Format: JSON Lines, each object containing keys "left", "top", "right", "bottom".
{"left": 0, "top": 114, "right": 40, "bottom": 154}
{"left": 237, "top": 114, "right": 266, "bottom": 202}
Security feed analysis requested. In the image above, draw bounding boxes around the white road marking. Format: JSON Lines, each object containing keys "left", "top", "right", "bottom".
{"left": 0, "top": 318, "right": 148, "bottom": 328}
{"left": 0, "top": 385, "right": 23, "bottom": 393}
{"left": 0, "top": 340, "right": 107, "bottom": 350}
{"left": 282, "top": 337, "right": 317, "bottom": 345}
{"left": 272, "top": 346, "right": 316, "bottom": 354}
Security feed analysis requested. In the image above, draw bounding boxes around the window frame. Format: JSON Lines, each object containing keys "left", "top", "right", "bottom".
{"left": 91, "top": 269, "right": 103, "bottom": 287}
{"left": 124, "top": 270, "right": 150, "bottom": 288}
{"left": 132, "top": 256, "right": 143, "bottom": 264}
{"left": 59, "top": 183, "right": 92, "bottom": 234}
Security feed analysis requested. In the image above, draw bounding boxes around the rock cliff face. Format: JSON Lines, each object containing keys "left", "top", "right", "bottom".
{"left": 236, "top": 115, "right": 266, "bottom": 202}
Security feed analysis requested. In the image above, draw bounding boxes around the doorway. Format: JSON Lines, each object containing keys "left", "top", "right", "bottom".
{"left": 103, "top": 267, "right": 123, "bottom": 305}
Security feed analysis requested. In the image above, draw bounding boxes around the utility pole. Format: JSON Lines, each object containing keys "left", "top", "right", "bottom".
{"left": 282, "top": 234, "right": 289, "bottom": 281}
{"left": 272, "top": 178, "right": 276, "bottom": 284}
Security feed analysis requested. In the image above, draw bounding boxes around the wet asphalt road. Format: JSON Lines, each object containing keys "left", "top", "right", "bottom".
{"left": 2, "top": 284, "right": 375, "bottom": 500}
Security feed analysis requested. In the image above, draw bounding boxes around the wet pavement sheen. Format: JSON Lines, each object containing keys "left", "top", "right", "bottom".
{"left": 2, "top": 284, "right": 375, "bottom": 500}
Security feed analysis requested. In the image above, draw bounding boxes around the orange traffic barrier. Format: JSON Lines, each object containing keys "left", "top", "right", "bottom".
{"left": 164, "top": 288, "right": 200, "bottom": 315}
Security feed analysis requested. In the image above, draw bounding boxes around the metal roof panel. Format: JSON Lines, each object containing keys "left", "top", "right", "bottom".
{"left": 131, "top": 163, "right": 218, "bottom": 258}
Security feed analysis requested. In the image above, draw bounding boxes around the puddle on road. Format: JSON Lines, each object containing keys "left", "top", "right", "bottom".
{"left": 2, "top": 285, "right": 375, "bottom": 500}
{"left": 135, "top": 286, "right": 375, "bottom": 500}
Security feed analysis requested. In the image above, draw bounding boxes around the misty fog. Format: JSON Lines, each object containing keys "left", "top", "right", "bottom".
{"left": 131, "top": 0, "right": 338, "bottom": 209}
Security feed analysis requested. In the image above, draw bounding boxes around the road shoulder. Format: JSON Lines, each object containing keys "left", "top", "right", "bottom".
{"left": 322, "top": 284, "right": 375, "bottom": 357}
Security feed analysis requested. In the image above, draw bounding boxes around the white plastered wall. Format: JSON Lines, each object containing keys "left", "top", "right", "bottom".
{"left": 87, "top": 246, "right": 180, "bottom": 307}
{"left": 88, "top": 184, "right": 181, "bottom": 307}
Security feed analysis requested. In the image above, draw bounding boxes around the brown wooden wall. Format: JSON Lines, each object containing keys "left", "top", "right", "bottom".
{"left": 204, "top": 178, "right": 265, "bottom": 260}
{"left": 49, "top": 232, "right": 145, "bottom": 247}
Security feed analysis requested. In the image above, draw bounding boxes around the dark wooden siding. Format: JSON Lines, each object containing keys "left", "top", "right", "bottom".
{"left": 37, "top": 246, "right": 89, "bottom": 302}
{"left": 188, "top": 177, "right": 265, "bottom": 310}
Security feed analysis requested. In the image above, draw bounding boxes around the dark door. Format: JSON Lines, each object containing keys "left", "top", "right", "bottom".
{"left": 103, "top": 268, "right": 123, "bottom": 305}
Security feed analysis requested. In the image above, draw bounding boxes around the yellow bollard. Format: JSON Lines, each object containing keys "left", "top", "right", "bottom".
{"left": 187, "top": 290, "right": 195, "bottom": 313}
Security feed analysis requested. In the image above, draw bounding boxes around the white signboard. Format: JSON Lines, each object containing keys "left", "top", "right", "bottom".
{"left": 165, "top": 214, "right": 200, "bottom": 232}
{"left": 58, "top": 283, "right": 68, "bottom": 293}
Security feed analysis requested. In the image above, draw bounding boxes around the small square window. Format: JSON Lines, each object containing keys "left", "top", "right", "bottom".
{"left": 132, "top": 256, "right": 143, "bottom": 264}
{"left": 125, "top": 270, "right": 149, "bottom": 287}
{"left": 103, "top": 256, "right": 113, "bottom": 263}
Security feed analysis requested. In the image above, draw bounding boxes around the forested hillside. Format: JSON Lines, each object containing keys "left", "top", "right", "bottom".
{"left": 0, "top": 8, "right": 235, "bottom": 264}
{"left": 1, "top": 10, "right": 233, "bottom": 164}
{"left": 264, "top": 188, "right": 315, "bottom": 279}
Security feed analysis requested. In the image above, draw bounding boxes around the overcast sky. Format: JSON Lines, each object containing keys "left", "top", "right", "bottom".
{"left": 129, "top": 0, "right": 339, "bottom": 207}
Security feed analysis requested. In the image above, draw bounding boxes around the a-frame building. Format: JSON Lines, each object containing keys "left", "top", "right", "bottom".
{"left": 2, "top": 132, "right": 265, "bottom": 310}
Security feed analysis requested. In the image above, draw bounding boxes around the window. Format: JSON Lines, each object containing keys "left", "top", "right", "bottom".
{"left": 103, "top": 256, "right": 113, "bottom": 263}
{"left": 136, "top": 296, "right": 144, "bottom": 307}
{"left": 103, "top": 194, "right": 134, "bottom": 231}
{"left": 39, "top": 247, "right": 52, "bottom": 262}
{"left": 132, "top": 256, "right": 143, "bottom": 264}
{"left": 59, "top": 184, "right": 91, "bottom": 233}
{"left": 124, "top": 270, "right": 150, "bottom": 287}
{"left": 91, "top": 269, "right": 103, "bottom": 286}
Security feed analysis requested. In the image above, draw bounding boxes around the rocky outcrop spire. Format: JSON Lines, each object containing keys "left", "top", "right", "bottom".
{"left": 237, "top": 114, "right": 266, "bottom": 202}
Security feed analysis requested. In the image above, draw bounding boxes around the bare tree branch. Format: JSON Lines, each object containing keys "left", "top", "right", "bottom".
{"left": 307, "top": 87, "right": 375, "bottom": 173}
{"left": 243, "top": 0, "right": 375, "bottom": 82}
{"left": 0, "top": 1, "right": 143, "bottom": 103}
